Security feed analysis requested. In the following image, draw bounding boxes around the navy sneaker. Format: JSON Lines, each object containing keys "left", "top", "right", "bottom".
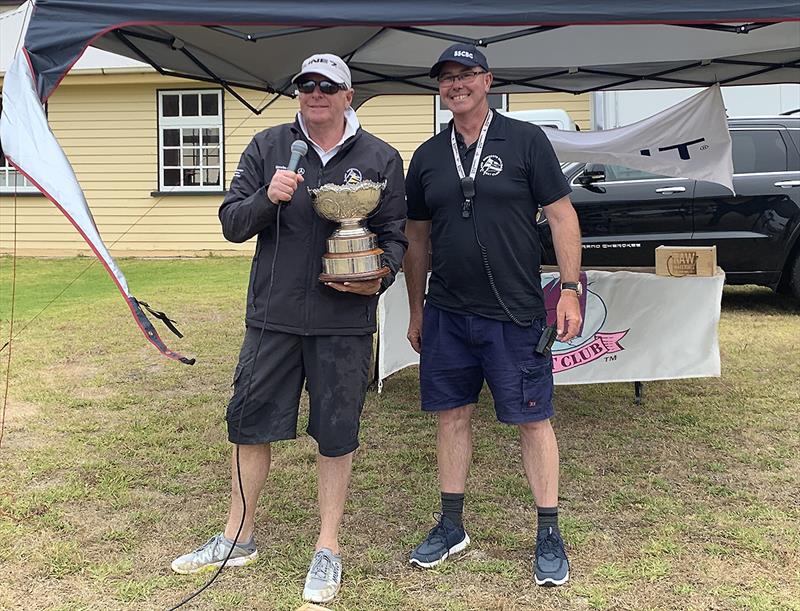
{"left": 409, "top": 513, "right": 470, "bottom": 569}
{"left": 534, "top": 526, "right": 569, "bottom": 586}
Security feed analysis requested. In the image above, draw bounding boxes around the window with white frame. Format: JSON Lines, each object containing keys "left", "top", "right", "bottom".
{"left": 0, "top": 99, "right": 38, "bottom": 193}
{"left": 434, "top": 93, "right": 508, "bottom": 134}
{"left": 158, "top": 90, "right": 223, "bottom": 191}
{"left": 0, "top": 154, "right": 36, "bottom": 193}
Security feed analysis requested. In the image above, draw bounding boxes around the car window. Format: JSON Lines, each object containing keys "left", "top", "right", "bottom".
{"left": 731, "top": 130, "right": 788, "bottom": 174}
{"left": 788, "top": 130, "right": 800, "bottom": 158}
{"left": 602, "top": 165, "right": 669, "bottom": 181}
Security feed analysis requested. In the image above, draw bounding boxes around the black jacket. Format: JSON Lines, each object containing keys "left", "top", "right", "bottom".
{"left": 219, "top": 119, "right": 408, "bottom": 335}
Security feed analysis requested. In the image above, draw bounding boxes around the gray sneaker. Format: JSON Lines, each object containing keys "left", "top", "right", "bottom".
{"left": 171, "top": 533, "right": 258, "bottom": 574}
{"left": 302, "top": 548, "right": 342, "bottom": 603}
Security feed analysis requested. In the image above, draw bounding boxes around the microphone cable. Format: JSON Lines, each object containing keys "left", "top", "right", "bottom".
{"left": 169, "top": 202, "right": 284, "bottom": 610}
{"left": 469, "top": 201, "right": 531, "bottom": 328}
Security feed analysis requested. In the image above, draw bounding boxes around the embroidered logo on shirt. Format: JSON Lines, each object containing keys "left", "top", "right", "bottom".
{"left": 344, "top": 168, "right": 363, "bottom": 184}
{"left": 479, "top": 155, "right": 503, "bottom": 176}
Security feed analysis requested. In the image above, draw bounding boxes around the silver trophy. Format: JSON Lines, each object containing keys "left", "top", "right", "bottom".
{"left": 309, "top": 180, "right": 390, "bottom": 283}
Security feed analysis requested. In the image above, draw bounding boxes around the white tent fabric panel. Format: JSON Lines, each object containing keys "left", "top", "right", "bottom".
{"left": 0, "top": 52, "right": 196, "bottom": 365}
{"left": 547, "top": 85, "right": 734, "bottom": 193}
{"left": 0, "top": 53, "right": 129, "bottom": 295}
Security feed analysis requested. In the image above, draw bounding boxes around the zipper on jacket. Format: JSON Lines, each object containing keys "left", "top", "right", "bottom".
{"left": 304, "top": 164, "right": 326, "bottom": 335}
{"left": 250, "top": 239, "right": 262, "bottom": 316}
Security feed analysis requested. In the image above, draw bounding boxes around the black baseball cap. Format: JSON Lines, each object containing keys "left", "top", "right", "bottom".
{"left": 429, "top": 43, "right": 490, "bottom": 78}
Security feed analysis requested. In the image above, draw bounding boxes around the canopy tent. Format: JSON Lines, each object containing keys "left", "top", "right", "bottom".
{"left": 2, "top": 0, "right": 800, "bottom": 362}
{"left": 18, "top": 0, "right": 800, "bottom": 112}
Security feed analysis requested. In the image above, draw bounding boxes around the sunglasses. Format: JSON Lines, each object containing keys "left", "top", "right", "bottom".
{"left": 296, "top": 79, "right": 347, "bottom": 95}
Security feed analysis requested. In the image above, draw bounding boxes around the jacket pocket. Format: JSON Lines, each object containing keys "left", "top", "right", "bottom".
{"left": 315, "top": 287, "right": 374, "bottom": 330}
{"left": 519, "top": 359, "right": 553, "bottom": 411}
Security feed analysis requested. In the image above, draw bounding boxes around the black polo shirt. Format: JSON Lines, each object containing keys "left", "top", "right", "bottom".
{"left": 406, "top": 112, "right": 571, "bottom": 323}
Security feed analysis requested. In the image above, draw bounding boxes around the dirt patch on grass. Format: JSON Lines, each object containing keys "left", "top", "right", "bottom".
{"left": 0, "top": 399, "right": 45, "bottom": 450}
{"left": 0, "top": 398, "right": 39, "bottom": 425}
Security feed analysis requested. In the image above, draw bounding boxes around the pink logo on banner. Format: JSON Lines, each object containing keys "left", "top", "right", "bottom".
{"left": 552, "top": 331, "right": 628, "bottom": 373}
{"left": 542, "top": 273, "right": 628, "bottom": 373}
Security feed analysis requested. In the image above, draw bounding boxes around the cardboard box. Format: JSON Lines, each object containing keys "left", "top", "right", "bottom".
{"left": 655, "top": 246, "right": 717, "bottom": 277}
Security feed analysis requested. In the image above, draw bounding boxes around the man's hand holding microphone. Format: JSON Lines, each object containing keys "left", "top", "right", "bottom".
{"left": 267, "top": 169, "right": 304, "bottom": 205}
{"left": 267, "top": 140, "right": 307, "bottom": 205}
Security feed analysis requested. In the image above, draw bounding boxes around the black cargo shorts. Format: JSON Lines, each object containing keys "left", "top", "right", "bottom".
{"left": 226, "top": 327, "right": 372, "bottom": 457}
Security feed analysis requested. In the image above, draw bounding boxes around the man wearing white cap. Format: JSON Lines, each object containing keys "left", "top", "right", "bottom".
{"left": 170, "top": 53, "right": 407, "bottom": 604}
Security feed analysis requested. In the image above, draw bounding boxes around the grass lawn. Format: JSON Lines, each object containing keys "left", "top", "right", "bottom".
{"left": 0, "top": 256, "right": 798, "bottom": 611}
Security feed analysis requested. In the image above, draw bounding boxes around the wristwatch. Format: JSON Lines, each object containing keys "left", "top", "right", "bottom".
{"left": 561, "top": 281, "right": 583, "bottom": 296}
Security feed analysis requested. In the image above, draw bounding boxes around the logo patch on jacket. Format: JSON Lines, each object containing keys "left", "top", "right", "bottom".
{"left": 344, "top": 168, "right": 363, "bottom": 184}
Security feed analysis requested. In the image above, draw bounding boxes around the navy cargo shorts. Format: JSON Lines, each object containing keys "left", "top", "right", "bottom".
{"left": 419, "top": 303, "right": 554, "bottom": 423}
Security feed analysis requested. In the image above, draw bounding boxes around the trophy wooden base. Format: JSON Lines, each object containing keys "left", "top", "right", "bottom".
{"left": 319, "top": 266, "right": 390, "bottom": 283}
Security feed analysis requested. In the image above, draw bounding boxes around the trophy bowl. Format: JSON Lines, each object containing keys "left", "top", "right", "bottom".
{"left": 309, "top": 180, "right": 391, "bottom": 283}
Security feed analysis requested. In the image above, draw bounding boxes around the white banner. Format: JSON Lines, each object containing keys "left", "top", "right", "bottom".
{"left": 377, "top": 270, "right": 723, "bottom": 389}
{"left": 377, "top": 271, "right": 421, "bottom": 391}
{"left": 1, "top": 52, "right": 129, "bottom": 294}
{"left": 1, "top": 52, "right": 194, "bottom": 364}
{"left": 545, "top": 85, "right": 734, "bottom": 193}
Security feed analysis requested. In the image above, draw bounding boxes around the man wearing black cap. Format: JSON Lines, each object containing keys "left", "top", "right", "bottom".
{"left": 404, "top": 43, "right": 582, "bottom": 587}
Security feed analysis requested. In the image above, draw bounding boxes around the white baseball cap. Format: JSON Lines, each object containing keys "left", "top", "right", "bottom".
{"left": 292, "top": 53, "right": 352, "bottom": 89}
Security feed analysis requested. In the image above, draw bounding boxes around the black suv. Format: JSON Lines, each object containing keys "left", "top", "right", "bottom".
{"left": 540, "top": 116, "right": 800, "bottom": 298}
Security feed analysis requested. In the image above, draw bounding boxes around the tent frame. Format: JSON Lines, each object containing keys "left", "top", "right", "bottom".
{"left": 102, "top": 21, "right": 800, "bottom": 114}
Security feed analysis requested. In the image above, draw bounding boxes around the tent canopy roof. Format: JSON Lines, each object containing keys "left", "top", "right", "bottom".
{"left": 19, "top": 0, "right": 800, "bottom": 109}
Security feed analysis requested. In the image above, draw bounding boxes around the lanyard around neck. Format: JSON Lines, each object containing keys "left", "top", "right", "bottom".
{"left": 450, "top": 110, "right": 493, "bottom": 182}
{"left": 451, "top": 110, "right": 493, "bottom": 218}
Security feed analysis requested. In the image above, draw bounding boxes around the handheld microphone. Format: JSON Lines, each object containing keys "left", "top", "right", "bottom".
{"left": 279, "top": 140, "right": 308, "bottom": 206}
{"left": 287, "top": 139, "right": 308, "bottom": 173}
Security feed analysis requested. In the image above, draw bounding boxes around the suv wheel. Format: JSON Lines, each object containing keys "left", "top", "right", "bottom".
{"left": 787, "top": 252, "right": 800, "bottom": 300}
